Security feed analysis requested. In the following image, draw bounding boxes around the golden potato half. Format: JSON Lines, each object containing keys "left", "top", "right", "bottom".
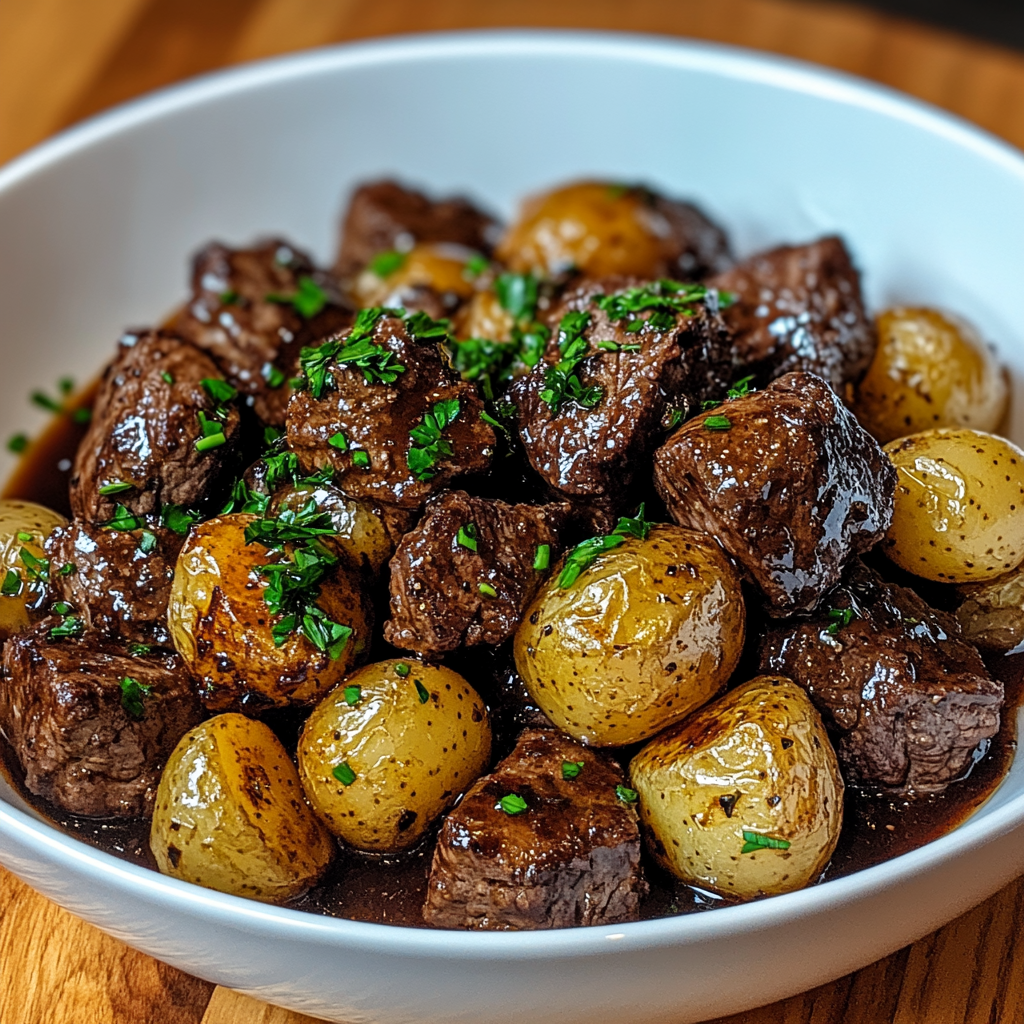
{"left": 854, "top": 307, "right": 1007, "bottom": 444}
{"left": 167, "top": 513, "right": 371, "bottom": 711}
{"left": 496, "top": 180, "right": 672, "bottom": 279}
{"left": 883, "top": 429, "right": 1024, "bottom": 582}
{"left": 352, "top": 242, "right": 479, "bottom": 307}
{"left": 0, "top": 499, "right": 67, "bottom": 641}
{"left": 297, "top": 659, "right": 491, "bottom": 852}
{"left": 150, "top": 713, "right": 335, "bottom": 903}
{"left": 514, "top": 524, "right": 745, "bottom": 746}
{"left": 630, "top": 676, "right": 843, "bottom": 901}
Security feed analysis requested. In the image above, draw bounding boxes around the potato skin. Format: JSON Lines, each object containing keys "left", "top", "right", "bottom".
{"left": 0, "top": 500, "right": 67, "bottom": 640}
{"left": 630, "top": 676, "right": 843, "bottom": 900}
{"left": 297, "top": 659, "right": 491, "bottom": 852}
{"left": 854, "top": 308, "right": 1007, "bottom": 444}
{"left": 882, "top": 429, "right": 1024, "bottom": 582}
{"left": 150, "top": 713, "right": 335, "bottom": 903}
{"left": 167, "top": 513, "right": 372, "bottom": 711}
{"left": 514, "top": 524, "right": 745, "bottom": 746}
{"left": 352, "top": 242, "right": 478, "bottom": 308}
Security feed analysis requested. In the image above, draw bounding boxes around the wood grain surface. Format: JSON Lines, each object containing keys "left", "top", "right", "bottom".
{"left": 3, "top": 1, "right": 1024, "bottom": 1022}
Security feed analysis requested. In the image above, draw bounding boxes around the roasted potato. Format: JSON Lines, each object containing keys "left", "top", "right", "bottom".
{"left": 882, "top": 429, "right": 1024, "bottom": 582}
{"left": 352, "top": 242, "right": 479, "bottom": 308}
{"left": 297, "top": 659, "right": 491, "bottom": 851}
{"left": 270, "top": 483, "right": 392, "bottom": 576}
{"left": 630, "top": 675, "right": 843, "bottom": 901}
{"left": 514, "top": 524, "right": 745, "bottom": 746}
{"left": 453, "top": 290, "right": 515, "bottom": 343}
{"left": 956, "top": 566, "right": 1024, "bottom": 651}
{"left": 496, "top": 180, "right": 676, "bottom": 279}
{"left": 150, "top": 713, "right": 334, "bottom": 902}
{"left": 167, "top": 513, "right": 372, "bottom": 711}
{"left": 0, "top": 499, "right": 67, "bottom": 640}
{"left": 854, "top": 307, "right": 1007, "bottom": 444}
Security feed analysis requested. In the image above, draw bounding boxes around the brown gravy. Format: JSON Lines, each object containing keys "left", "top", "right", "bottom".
{"left": 1, "top": 394, "right": 1021, "bottom": 926}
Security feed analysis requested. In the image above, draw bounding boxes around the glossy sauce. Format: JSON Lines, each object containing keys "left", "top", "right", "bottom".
{"left": 0, "top": 397, "right": 1021, "bottom": 926}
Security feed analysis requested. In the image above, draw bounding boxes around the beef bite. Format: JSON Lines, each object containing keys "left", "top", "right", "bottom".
{"left": 285, "top": 311, "right": 495, "bottom": 515}
{"left": 510, "top": 279, "right": 732, "bottom": 530}
{"left": 0, "top": 624, "right": 203, "bottom": 817}
{"left": 708, "top": 236, "right": 876, "bottom": 392}
{"left": 335, "top": 180, "right": 499, "bottom": 280}
{"left": 169, "top": 238, "right": 352, "bottom": 426}
{"left": 384, "top": 490, "right": 570, "bottom": 659}
{"left": 45, "top": 517, "right": 184, "bottom": 647}
{"left": 654, "top": 371, "right": 896, "bottom": 616}
{"left": 69, "top": 329, "right": 242, "bottom": 523}
{"left": 759, "top": 561, "right": 1003, "bottom": 795}
{"left": 422, "top": 728, "right": 646, "bottom": 930}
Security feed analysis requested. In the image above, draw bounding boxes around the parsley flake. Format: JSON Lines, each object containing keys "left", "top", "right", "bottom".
{"left": 7, "top": 434, "right": 28, "bottom": 454}
{"left": 332, "top": 762, "right": 357, "bottom": 786}
{"left": 369, "top": 250, "right": 407, "bottom": 278}
{"left": 195, "top": 432, "right": 226, "bottom": 452}
{"left": 138, "top": 530, "right": 158, "bottom": 554}
{"left": 595, "top": 280, "right": 714, "bottom": 333}
{"left": 343, "top": 685, "right": 362, "bottom": 706}
{"left": 539, "top": 311, "right": 602, "bottom": 413}
{"left": 351, "top": 450, "right": 370, "bottom": 469}
{"left": 616, "top": 785, "right": 639, "bottom": 804}
{"left": 16, "top": 532, "right": 32, "bottom": 543}
{"left": 464, "top": 254, "right": 489, "bottom": 279}
{"left": 826, "top": 607, "right": 857, "bottom": 636}
{"left": 262, "top": 363, "right": 286, "bottom": 389}
{"left": 741, "top": 829, "right": 791, "bottom": 854}
{"left": 127, "top": 642, "right": 153, "bottom": 656}
{"left": 498, "top": 793, "right": 528, "bottom": 815}
{"left": 414, "top": 679, "right": 430, "bottom": 704}
{"left": 456, "top": 523, "right": 478, "bottom": 552}
{"left": 394, "top": 662, "right": 411, "bottom": 677}
{"left": 201, "top": 378, "right": 238, "bottom": 406}
{"left": 19, "top": 547, "right": 49, "bottom": 582}
{"left": 49, "top": 614, "right": 83, "bottom": 640}
{"left": 161, "top": 504, "right": 200, "bottom": 535}
{"left": 495, "top": 272, "right": 539, "bottom": 322}
{"left": 478, "top": 582, "right": 497, "bottom": 598}
{"left": 533, "top": 544, "right": 550, "bottom": 571}
{"left": 328, "top": 431, "right": 349, "bottom": 452}
{"left": 408, "top": 398, "right": 461, "bottom": 481}
{"left": 558, "top": 505, "right": 654, "bottom": 588}
{"left": 98, "top": 481, "right": 134, "bottom": 496}
{"left": 120, "top": 676, "right": 153, "bottom": 720}
{"left": 704, "top": 415, "right": 731, "bottom": 431}
{"left": 266, "top": 275, "right": 329, "bottom": 318}
{"left": 1, "top": 570, "right": 21, "bottom": 597}
{"left": 562, "top": 760, "right": 584, "bottom": 780}
{"left": 727, "top": 375, "right": 755, "bottom": 400}
{"left": 104, "top": 504, "right": 143, "bottom": 532}
{"left": 161, "top": 371, "right": 175, "bottom": 385}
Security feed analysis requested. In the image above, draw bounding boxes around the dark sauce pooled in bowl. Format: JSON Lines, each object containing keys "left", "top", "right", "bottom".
{"left": 0, "top": 387, "right": 1021, "bottom": 926}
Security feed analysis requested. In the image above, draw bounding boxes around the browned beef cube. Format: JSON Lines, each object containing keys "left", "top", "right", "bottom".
{"left": 654, "top": 372, "right": 895, "bottom": 616}
{"left": 760, "top": 561, "right": 1003, "bottom": 795}
{"left": 0, "top": 624, "right": 203, "bottom": 817}
{"left": 70, "top": 330, "right": 241, "bottom": 523}
{"left": 510, "top": 278, "right": 732, "bottom": 530}
{"left": 643, "top": 189, "right": 733, "bottom": 279}
{"left": 169, "top": 239, "right": 352, "bottom": 426}
{"left": 423, "top": 728, "right": 646, "bottom": 929}
{"left": 335, "top": 180, "right": 499, "bottom": 279}
{"left": 384, "top": 491, "right": 569, "bottom": 658}
{"left": 45, "top": 518, "right": 184, "bottom": 647}
{"left": 285, "top": 313, "right": 494, "bottom": 514}
{"left": 708, "top": 236, "right": 876, "bottom": 391}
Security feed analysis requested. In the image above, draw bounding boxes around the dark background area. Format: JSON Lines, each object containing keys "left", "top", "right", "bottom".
{"left": 855, "top": 0, "right": 1024, "bottom": 51}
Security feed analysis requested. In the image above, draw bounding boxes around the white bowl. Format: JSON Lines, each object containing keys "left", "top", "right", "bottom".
{"left": 2, "top": 29, "right": 1024, "bottom": 1024}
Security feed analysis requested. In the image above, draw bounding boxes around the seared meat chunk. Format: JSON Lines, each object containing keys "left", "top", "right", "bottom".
{"left": 423, "top": 728, "right": 645, "bottom": 929}
{"left": 511, "top": 279, "right": 731, "bottom": 530}
{"left": 654, "top": 372, "right": 895, "bottom": 616}
{"left": 170, "top": 238, "right": 351, "bottom": 425}
{"left": 45, "top": 518, "right": 184, "bottom": 646}
{"left": 759, "top": 562, "right": 1003, "bottom": 795}
{"left": 285, "top": 312, "right": 495, "bottom": 514}
{"left": 336, "top": 180, "right": 498, "bottom": 279}
{"left": 70, "top": 330, "right": 241, "bottom": 523}
{"left": 385, "top": 491, "right": 569, "bottom": 658}
{"left": 0, "top": 625, "right": 202, "bottom": 817}
{"left": 708, "top": 236, "right": 875, "bottom": 391}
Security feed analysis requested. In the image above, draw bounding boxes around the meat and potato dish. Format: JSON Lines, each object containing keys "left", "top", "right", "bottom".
{"left": 0, "top": 176, "right": 1020, "bottom": 930}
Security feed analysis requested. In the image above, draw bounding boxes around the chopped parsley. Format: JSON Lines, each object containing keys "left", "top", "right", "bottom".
{"left": 727, "top": 375, "right": 755, "bottom": 400}
{"left": 616, "top": 785, "right": 639, "bottom": 804}
{"left": 98, "top": 481, "right": 133, "bottom": 496}
{"left": 49, "top": 614, "right": 83, "bottom": 640}
{"left": 105, "top": 504, "right": 144, "bottom": 532}
{"left": 328, "top": 431, "right": 349, "bottom": 451}
{"left": 262, "top": 363, "right": 286, "bottom": 389}
{"left": 394, "top": 662, "right": 411, "bottom": 677}
{"left": 703, "top": 415, "right": 731, "bottom": 431}
{"left": 52, "top": 602, "right": 71, "bottom": 616}
{"left": 351, "top": 450, "right": 370, "bottom": 469}
{"left": 16, "top": 532, "right": 32, "bottom": 543}
{"left": 195, "top": 433, "right": 226, "bottom": 452}
{"left": 666, "top": 409, "right": 685, "bottom": 429}
{"left": 332, "top": 762, "right": 357, "bottom": 786}
{"left": 495, "top": 272, "right": 539, "bottom": 322}
{"left": 161, "top": 504, "right": 200, "bottom": 535}
{"left": 7, "top": 434, "right": 28, "bottom": 454}
{"left": 127, "top": 642, "right": 153, "bottom": 656}
{"left": 478, "top": 582, "right": 497, "bottom": 598}
{"left": 408, "top": 398, "right": 461, "bottom": 481}
{"left": 31, "top": 390, "right": 63, "bottom": 413}
{"left": 298, "top": 307, "right": 406, "bottom": 396}
{"left": 498, "top": 793, "right": 528, "bottom": 815}
{"left": 220, "top": 478, "right": 270, "bottom": 517}
{"left": 19, "top": 547, "right": 49, "bottom": 582}
{"left": 562, "top": 760, "right": 584, "bottom": 780}
{"left": 414, "top": 679, "right": 430, "bottom": 704}
{"left": 826, "top": 607, "right": 856, "bottom": 636}
{"left": 219, "top": 290, "right": 240, "bottom": 305}
{"left": 201, "top": 378, "right": 238, "bottom": 406}
{"left": 450, "top": 337, "right": 518, "bottom": 400}
{"left": 595, "top": 280, "right": 714, "bottom": 333}
{"left": 161, "top": 371, "right": 175, "bottom": 385}
{"left": 1, "top": 570, "right": 21, "bottom": 597}
{"left": 369, "top": 250, "right": 407, "bottom": 278}
{"left": 558, "top": 505, "right": 653, "bottom": 589}
{"left": 741, "top": 829, "right": 791, "bottom": 854}
{"left": 539, "top": 311, "right": 602, "bottom": 413}
{"left": 343, "top": 684, "right": 362, "bottom": 706}
{"left": 266, "top": 275, "right": 329, "bottom": 318}
{"left": 56, "top": 561, "right": 76, "bottom": 576}
{"left": 464, "top": 254, "right": 489, "bottom": 279}
{"left": 120, "top": 676, "right": 153, "bottom": 719}
{"left": 456, "top": 523, "right": 478, "bottom": 552}
{"left": 533, "top": 544, "right": 550, "bottom": 571}
{"left": 597, "top": 340, "right": 641, "bottom": 353}
{"left": 72, "top": 408, "right": 92, "bottom": 424}
{"left": 138, "top": 530, "right": 158, "bottom": 554}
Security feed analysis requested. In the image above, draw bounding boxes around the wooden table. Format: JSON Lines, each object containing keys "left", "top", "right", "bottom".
{"left": 4, "top": 1, "right": 1024, "bottom": 1021}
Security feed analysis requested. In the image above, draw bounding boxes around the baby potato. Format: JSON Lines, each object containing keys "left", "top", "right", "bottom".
{"left": 270, "top": 483, "right": 392, "bottom": 576}
{"left": 882, "top": 429, "right": 1024, "bottom": 582}
{"left": 496, "top": 180, "right": 672, "bottom": 279}
{"left": 956, "top": 566, "right": 1024, "bottom": 651}
{"left": 630, "top": 676, "right": 843, "bottom": 901}
{"left": 167, "top": 514, "right": 372, "bottom": 711}
{"left": 352, "top": 242, "right": 479, "bottom": 307}
{"left": 514, "top": 524, "right": 745, "bottom": 747}
{"left": 0, "top": 499, "right": 67, "bottom": 640}
{"left": 453, "top": 290, "right": 515, "bottom": 343}
{"left": 854, "top": 308, "right": 1007, "bottom": 444}
{"left": 150, "top": 713, "right": 334, "bottom": 903}
{"left": 297, "top": 659, "right": 491, "bottom": 852}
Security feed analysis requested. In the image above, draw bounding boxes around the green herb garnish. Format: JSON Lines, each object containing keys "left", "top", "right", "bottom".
{"left": 1, "top": 570, "right": 21, "bottom": 597}
{"left": 195, "top": 432, "right": 226, "bottom": 452}
{"left": 478, "top": 582, "right": 497, "bottom": 598}
{"left": 262, "top": 363, "right": 286, "bottom": 389}
{"left": 343, "top": 685, "right": 362, "bottom": 706}
{"left": 408, "top": 398, "right": 460, "bottom": 481}
{"left": 456, "top": 523, "right": 478, "bottom": 552}
{"left": 104, "top": 504, "right": 143, "bottom": 532}
{"left": 703, "top": 415, "right": 731, "bottom": 431}
{"left": 616, "top": 785, "right": 639, "bottom": 804}
{"left": 16, "top": 532, "right": 32, "bottom": 543}
{"left": 219, "top": 290, "right": 240, "bottom": 305}
{"left": 741, "top": 829, "right": 791, "bottom": 854}
{"left": 49, "top": 614, "right": 83, "bottom": 640}
{"left": 369, "top": 250, "right": 407, "bottom": 278}
{"left": 31, "top": 390, "right": 63, "bottom": 413}
{"left": 351, "top": 450, "right": 370, "bottom": 469}
{"left": 201, "top": 378, "right": 238, "bottom": 406}
{"left": 56, "top": 562, "right": 76, "bottom": 576}
{"left": 19, "top": 547, "right": 48, "bottom": 582}
{"left": 562, "top": 760, "right": 584, "bottom": 780}
{"left": 826, "top": 607, "right": 856, "bottom": 636}
{"left": 138, "top": 530, "right": 158, "bottom": 554}
{"left": 161, "top": 371, "right": 175, "bottom": 385}
{"left": 7, "top": 433, "right": 28, "bottom": 454}
{"left": 533, "top": 544, "right": 550, "bottom": 571}
{"left": 161, "top": 504, "right": 200, "bottom": 535}
{"left": 120, "top": 676, "right": 153, "bottom": 719}
{"left": 332, "top": 762, "right": 357, "bottom": 786}
{"left": 328, "top": 431, "right": 349, "bottom": 451}
{"left": 727, "top": 375, "right": 755, "bottom": 400}
{"left": 415, "top": 679, "right": 430, "bottom": 704}
{"left": 464, "top": 254, "right": 489, "bottom": 279}
{"left": 539, "top": 311, "right": 602, "bottom": 413}
{"left": 498, "top": 793, "right": 528, "bottom": 815}
{"left": 98, "top": 481, "right": 134, "bottom": 496}
{"left": 595, "top": 280, "right": 713, "bottom": 333}
{"left": 266, "top": 275, "right": 329, "bottom": 318}
{"left": 395, "top": 662, "right": 411, "bottom": 677}
{"left": 495, "top": 272, "right": 539, "bottom": 322}
{"left": 127, "top": 642, "right": 153, "bottom": 656}
{"left": 558, "top": 505, "right": 653, "bottom": 588}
